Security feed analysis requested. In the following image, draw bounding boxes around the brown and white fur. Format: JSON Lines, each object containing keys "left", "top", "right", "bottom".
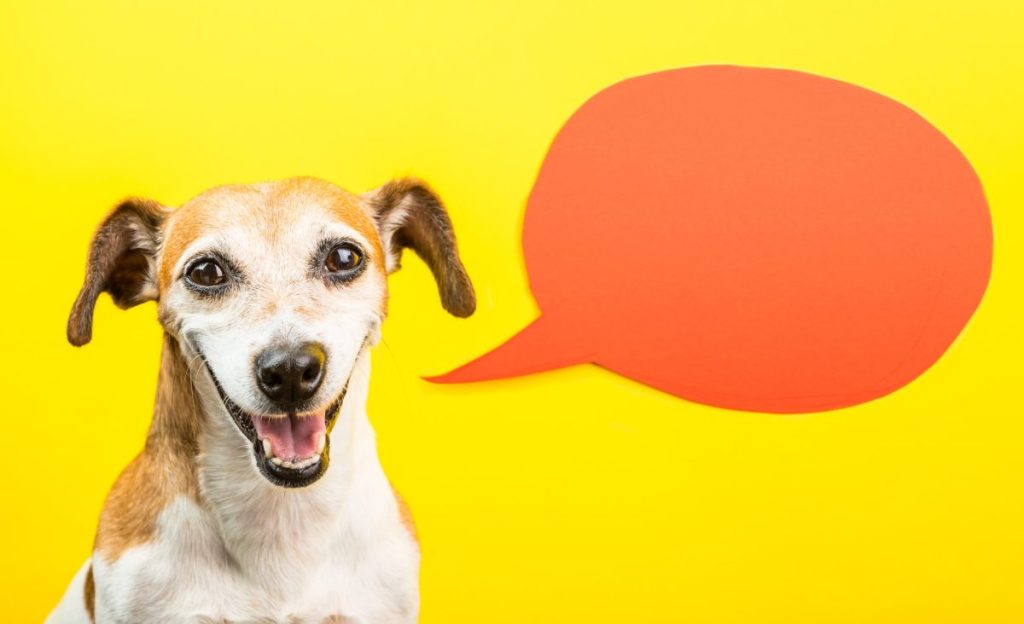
{"left": 47, "top": 177, "right": 475, "bottom": 624}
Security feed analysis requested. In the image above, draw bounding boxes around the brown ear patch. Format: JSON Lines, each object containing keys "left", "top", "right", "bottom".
{"left": 366, "top": 178, "right": 476, "bottom": 317}
{"left": 68, "top": 198, "right": 166, "bottom": 346}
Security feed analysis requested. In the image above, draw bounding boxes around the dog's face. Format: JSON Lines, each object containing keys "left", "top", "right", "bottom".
{"left": 160, "top": 180, "right": 392, "bottom": 488}
{"left": 68, "top": 177, "right": 474, "bottom": 487}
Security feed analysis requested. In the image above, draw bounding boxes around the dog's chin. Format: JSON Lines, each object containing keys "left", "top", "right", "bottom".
{"left": 203, "top": 367, "right": 348, "bottom": 489}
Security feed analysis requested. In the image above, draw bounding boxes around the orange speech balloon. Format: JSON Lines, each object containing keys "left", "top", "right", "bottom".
{"left": 430, "top": 66, "right": 992, "bottom": 413}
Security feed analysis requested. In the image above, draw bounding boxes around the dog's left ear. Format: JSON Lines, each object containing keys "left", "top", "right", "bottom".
{"left": 363, "top": 178, "right": 476, "bottom": 317}
{"left": 67, "top": 198, "right": 168, "bottom": 346}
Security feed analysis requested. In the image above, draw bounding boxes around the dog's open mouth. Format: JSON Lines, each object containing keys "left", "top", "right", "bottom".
{"left": 248, "top": 399, "right": 344, "bottom": 488}
{"left": 254, "top": 412, "right": 328, "bottom": 473}
{"left": 199, "top": 358, "right": 349, "bottom": 489}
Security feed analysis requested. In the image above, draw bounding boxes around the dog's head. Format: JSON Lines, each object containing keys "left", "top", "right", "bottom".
{"left": 67, "top": 177, "right": 474, "bottom": 487}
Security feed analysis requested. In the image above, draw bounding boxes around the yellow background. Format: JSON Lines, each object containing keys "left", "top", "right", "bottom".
{"left": 2, "top": 1, "right": 1022, "bottom": 622}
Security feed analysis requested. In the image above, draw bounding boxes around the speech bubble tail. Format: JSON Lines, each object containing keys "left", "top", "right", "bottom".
{"left": 425, "top": 316, "right": 584, "bottom": 384}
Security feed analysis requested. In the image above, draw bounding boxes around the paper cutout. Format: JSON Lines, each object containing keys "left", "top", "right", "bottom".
{"left": 429, "top": 66, "right": 992, "bottom": 413}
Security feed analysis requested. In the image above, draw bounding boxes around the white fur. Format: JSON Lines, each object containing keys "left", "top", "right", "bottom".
{"left": 48, "top": 560, "right": 92, "bottom": 624}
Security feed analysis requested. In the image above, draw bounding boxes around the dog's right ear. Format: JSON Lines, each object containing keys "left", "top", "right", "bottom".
{"left": 67, "top": 198, "right": 167, "bottom": 347}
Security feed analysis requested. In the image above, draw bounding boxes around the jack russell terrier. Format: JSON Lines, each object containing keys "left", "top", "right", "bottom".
{"left": 47, "top": 177, "right": 475, "bottom": 624}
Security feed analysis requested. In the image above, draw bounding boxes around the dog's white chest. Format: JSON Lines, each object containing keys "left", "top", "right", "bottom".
{"left": 93, "top": 496, "right": 419, "bottom": 624}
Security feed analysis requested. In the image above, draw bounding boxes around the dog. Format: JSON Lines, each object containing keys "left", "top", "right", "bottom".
{"left": 47, "top": 177, "right": 475, "bottom": 624}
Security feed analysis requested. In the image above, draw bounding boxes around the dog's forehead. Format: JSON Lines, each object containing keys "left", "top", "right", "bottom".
{"left": 158, "top": 177, "right": 384, "bottom": 288}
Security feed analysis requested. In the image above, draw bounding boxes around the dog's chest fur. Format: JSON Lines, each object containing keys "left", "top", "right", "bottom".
{"left": 85, "top": 352, "right": 420, "bottom": 624}
{"left": 93, "top": 442, "right": 419, "bottom": 624}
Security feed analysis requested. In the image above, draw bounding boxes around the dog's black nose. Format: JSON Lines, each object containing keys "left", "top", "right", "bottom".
{"left": 255, "top": 342, "right": 326, "bottom": 408}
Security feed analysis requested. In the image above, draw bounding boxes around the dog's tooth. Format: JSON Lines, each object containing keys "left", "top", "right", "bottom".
{"left": 315, "top": 433, "right": 326, "bottom": 455}
{"left": 270, "top": 456, "right": 284, "bottom": 466}
{"left": 262, "top": 438, "right": 273, "bottom": 458}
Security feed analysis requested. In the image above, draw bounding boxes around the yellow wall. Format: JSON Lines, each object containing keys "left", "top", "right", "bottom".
{"left": 2, "top": 1, "right": 1022, "bottom": 622}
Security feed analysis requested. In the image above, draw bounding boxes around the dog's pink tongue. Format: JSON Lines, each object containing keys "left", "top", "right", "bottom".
{"left": 253, "top": 414, "right": 325, "bottom": 460}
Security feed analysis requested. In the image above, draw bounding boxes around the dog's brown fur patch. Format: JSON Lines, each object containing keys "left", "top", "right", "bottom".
{"left": 93, "top": 336, "right": 201, "bottom": 562}
{"left": 391, "top": 486, "right": 419, "bottom": 543}
{"left": 84, "top": 564, "right": 95, "bottom": 621}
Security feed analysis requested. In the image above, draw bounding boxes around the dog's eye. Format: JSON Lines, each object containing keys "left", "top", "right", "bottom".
{"left": 186, "top": 260, "right": 227, "bottom": 287}
{"left": 326, "top": 243, "right": 363, "bottom": 273}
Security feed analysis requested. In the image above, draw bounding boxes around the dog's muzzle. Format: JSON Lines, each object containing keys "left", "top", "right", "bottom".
{"left": 194, "top": 337, "right": 367, "bottom": 488}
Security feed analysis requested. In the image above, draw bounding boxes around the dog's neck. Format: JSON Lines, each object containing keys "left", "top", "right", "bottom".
{"left": 148, "top": 335, "right": 202, "bottom": 464}
{"left": 151, "top": 333, "right": 386, "bottom": 586}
